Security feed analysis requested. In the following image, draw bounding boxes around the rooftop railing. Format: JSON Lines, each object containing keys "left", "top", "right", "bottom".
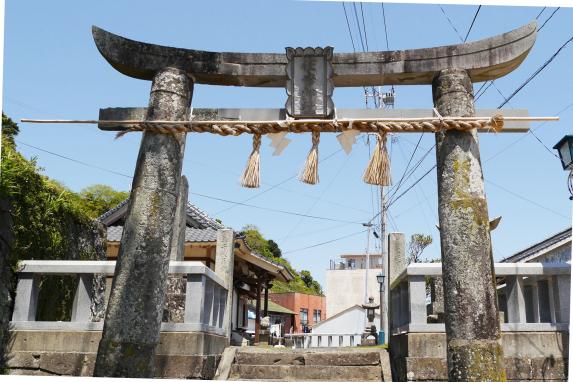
{"left": 329, "top": 259, "right": 384, "bottom": 270}
{"left": 10, "top": 260, "right": 228, "bottom": 336}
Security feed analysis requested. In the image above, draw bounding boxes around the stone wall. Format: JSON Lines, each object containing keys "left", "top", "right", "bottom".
{"left": 390, "top": 331, "right": 568, "bottom": 381}
{"left": 5, "top": 330, "right": 225, "bottom": 378}
{"left": 0, "top": 199, "right": 14, "bottom": 372}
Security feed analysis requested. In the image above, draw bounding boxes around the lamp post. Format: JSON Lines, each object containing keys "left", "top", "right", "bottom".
{"left": 553, "top": 135, "right": 573, "bottom": 200}
{"left": 553, "top": 135, "right": 573, "bottom": 372}
{"left": 376, "top": 272, "right": 386, "bottom": 345}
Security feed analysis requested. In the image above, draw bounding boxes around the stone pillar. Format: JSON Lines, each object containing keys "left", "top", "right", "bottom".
{"left": 387, "top": 233, "right": 405, "bottom": 334}
{"left": 215, "top": 229, "right": 234, "bottom": 339}
{"left": 94, "top": 67, "right": 192, "bottom": 378}
{"left": 433, "top": 68, "right": 504, "bottom": 381}
{"left": 163, "top": 176, "right": 189, "bottom": 323}
{"left": 388, "top": 233, "right": 405, "bottom": 287}
{"left": 506, "top": 276, "right": 526, "bottom": 323}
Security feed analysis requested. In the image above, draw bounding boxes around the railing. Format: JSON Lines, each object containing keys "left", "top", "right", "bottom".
{"left": 389, "top": 263, "right": 570, "bottom": 335}
{"left": 10, "top": 260, "right": 228, "bottom": 336}
{"left": 286, "top": 333, "right": 363, "bottom": 348}
{"left": 329, "top": 259, "right": 383, "bottom": 270}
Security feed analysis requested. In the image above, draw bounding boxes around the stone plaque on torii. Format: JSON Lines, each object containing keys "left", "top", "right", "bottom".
{"left": 22, "top": 21, "right": 555, "bottom": 380}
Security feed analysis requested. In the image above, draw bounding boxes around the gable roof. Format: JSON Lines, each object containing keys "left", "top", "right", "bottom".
{"left": 98, "top": 198, "right": 225, "bottom": 242}
{"left": 501, "top": 227, "right": 571, "bottom": 263}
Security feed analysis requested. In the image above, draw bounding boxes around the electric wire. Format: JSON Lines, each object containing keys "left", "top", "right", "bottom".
{"left": 538, "top": 7, "right": 560, "bottom": 32}
{"left": 342, "top": 2, "right": 357, "bottom": 53}
{"left": 464, "top": 5, "right": 481, "bottom": 42}
{"left": 283, "top": 229, "right": 367, "bottom": 254}
{"left": 498, "top": 34, "right": 573, "bottom": 109}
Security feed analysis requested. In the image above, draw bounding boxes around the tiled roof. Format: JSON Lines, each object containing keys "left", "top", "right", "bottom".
{"left": 99, "top": 197, "right": 224, "bottom": 243}
{"left": 107, "top": 225, "right": 218, "bottom": 243}
{"left": 185, "top": 202, "right": 225, "bottom": 230}
{"left": 501, "top": 227, "right": 572, "bottom": 263}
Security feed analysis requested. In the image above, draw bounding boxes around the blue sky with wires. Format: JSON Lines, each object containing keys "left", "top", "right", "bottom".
{"left": 3, "top": 1, "right": 572, "bottom": 286}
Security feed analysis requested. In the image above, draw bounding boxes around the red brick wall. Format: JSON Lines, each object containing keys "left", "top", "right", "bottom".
{"left": 269, "top": 292, "right": 326, "bottom": 333}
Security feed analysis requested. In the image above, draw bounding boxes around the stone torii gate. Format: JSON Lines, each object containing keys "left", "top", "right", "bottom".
{"left": 89, "top": 22, "right": 537, "bottom": 380}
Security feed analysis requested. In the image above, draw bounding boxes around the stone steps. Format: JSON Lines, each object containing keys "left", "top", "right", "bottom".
{"left": 229, "top": 364, "right": 381, "bottom": 381}
{"left": 224, "top": 348, "right": 389, "bottom": 381}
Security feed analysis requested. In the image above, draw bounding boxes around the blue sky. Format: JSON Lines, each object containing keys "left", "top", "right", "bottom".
{"left": 3, "top": 1, "right": 572, "bottom": 286}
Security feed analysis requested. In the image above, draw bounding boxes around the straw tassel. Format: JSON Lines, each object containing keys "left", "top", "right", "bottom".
{"left": 241, "top": 133, "right": 262, "bottom": 188}
{"left": 300, "top": 130, "right": 320, "bottom": 185}
{"left": 363, "top": 133, "right": 391, "bottom": 186}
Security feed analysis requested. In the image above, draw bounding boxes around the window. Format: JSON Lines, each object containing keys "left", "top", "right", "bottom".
{"left": 300, "top": 308, "right": 308, "bottom": 326}
{"left": 313, "top": 309, "right": 321, "bottom": 323}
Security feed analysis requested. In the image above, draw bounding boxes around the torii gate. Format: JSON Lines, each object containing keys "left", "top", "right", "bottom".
{"left": 82, "top": 22, "right": 539, "bottom": 379}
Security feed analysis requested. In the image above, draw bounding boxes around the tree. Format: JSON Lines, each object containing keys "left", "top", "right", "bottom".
{"left": 79, "top": 184, "right": 129, "bottom": 219}
{"left": 267, "top": 240, "right": 282, "bottom": 258}
{"left": 407, "top": 234, "right": 433, "bottom": 264}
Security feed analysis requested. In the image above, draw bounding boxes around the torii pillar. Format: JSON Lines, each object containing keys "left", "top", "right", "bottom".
{"left": 434, "top": 69, "right": 504, "bottom": 381}
{"left": 94, "top": 68, "right": 192, "bottom": 377}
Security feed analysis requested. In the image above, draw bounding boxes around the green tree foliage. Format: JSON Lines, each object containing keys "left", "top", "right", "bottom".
{"left": 240, "top": 225, "right": 323, "bottom": 296}
{"left": 0, "top": 114, "right": 127, "bottom": 320}
{"left": 79, "top": 184, "right": 129, "bottom": 219}
{"left": 407, "top": 233, "right": 433, "bottom": 264}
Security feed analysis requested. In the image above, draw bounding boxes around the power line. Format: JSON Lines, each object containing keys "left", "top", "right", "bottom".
{"left": 538, "top": 7, "right": 560, "bottom": 32}
{"left": 438, "top": 5, "right": 465, "bottom": 42}
{"left": 342, "top": 3, "right": 357, "bottom": 53}
{"left": 15, "top": 140, "right": 133, "bottom": 179}
{"left": 381, "top": 3, "right": 390, "bottom": 51}
{"left": 352, "top": 2, "right": 367, "bottom": 52}
{"left": 535, "top": 7, "right": 547, "bottom": 20}
{"left": 498, "top": 34, "right": 573, "bottom": 109}
{"left": 360, "top": 2, "right": 370, "bottom": 52}
{"left": 15, "top": 138, "right": 368, "bottom": 225}
{"left": 283, "top": 229, "right": 367, "bottom": 254}
{"left": 485, "top": 100, "right": 573, "bottom": 162}
{"left": 464, "top": 5, "right": 481, "bottom": 42}
{"left": 190, "top": 192, "right": 364, "bottom": 225}
{"left": 485, "top": 180, "right": 569, "bottom": 220}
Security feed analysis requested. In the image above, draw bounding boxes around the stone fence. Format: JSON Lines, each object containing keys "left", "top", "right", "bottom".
{"left": 389, "top": 262, "right": 570, "bottom": 381}
{"left": 11, "top": 260, "right": 228, "bottom": 336}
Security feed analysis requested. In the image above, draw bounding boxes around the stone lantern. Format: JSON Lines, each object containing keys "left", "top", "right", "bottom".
{"left": 361, "top": 297, "right": 379, "bottom": 346}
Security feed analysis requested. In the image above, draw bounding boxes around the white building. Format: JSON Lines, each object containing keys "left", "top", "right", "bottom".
{"left": 325, "top": 253, "right": 384, "bottom": 318}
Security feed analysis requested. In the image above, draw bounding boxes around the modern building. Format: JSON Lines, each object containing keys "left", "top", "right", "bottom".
{"left": 326, "top": 253, "right": 384, "bottom": 318}
{"left": 97, "top": 198, "right": 294, "bottom": 343}
{"left": 268, "top": 291, "right": 325, "bottom": 333}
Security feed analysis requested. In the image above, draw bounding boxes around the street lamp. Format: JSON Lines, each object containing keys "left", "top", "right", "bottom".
{"left": 376, "top": 272, "right": 386, "bottom": 345}
{"left": 553, "top": 135, "right": 573, "bottom": 200}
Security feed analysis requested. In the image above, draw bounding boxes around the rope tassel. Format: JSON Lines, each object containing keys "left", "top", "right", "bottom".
{"left": 241, "top": 134, "right": 261, "bottom": 188}
{"left": 363, "top": 133, "right": 392, "bottom": 186}
{"left": 300, "top": 130, "right": 320, "bottom": 185}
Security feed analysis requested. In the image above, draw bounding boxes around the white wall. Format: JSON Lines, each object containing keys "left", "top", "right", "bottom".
{"left": 325, "top": 269, "right": 381, "bottom": 318}
{"left": 313, "top": 306, "right": 380, "bottom": 335}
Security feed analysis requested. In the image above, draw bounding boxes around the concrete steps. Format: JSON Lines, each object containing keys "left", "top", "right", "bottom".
{"left": 222, "top": 347, "right": 390, "bottom": 381}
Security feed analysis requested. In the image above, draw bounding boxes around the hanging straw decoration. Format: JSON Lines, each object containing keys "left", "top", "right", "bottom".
{"left": 300, "top": 130, "right": 320, "bottom": 185}
{"left": 241, "top": 133, "right": 262, "bottom": 188}
{"left": 363, "top": 133, "right": 391, "bottom": 186}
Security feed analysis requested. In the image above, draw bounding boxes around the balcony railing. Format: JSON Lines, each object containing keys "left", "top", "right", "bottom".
{"left": 329, "top": 259, "right": 384, "bottom": 270}
{"left": 389, "top": 262, "right": 570, "bottom": 335}
{"left": 11, "top": 260, "right": 228, "bottom": 336}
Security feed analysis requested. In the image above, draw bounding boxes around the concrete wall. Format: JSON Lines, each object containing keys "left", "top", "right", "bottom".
{"left": 268, "top": 292, "right": 325, "bottom": 332}
{"left": 325, "top": 269, "right": 381, "bottom": 318}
